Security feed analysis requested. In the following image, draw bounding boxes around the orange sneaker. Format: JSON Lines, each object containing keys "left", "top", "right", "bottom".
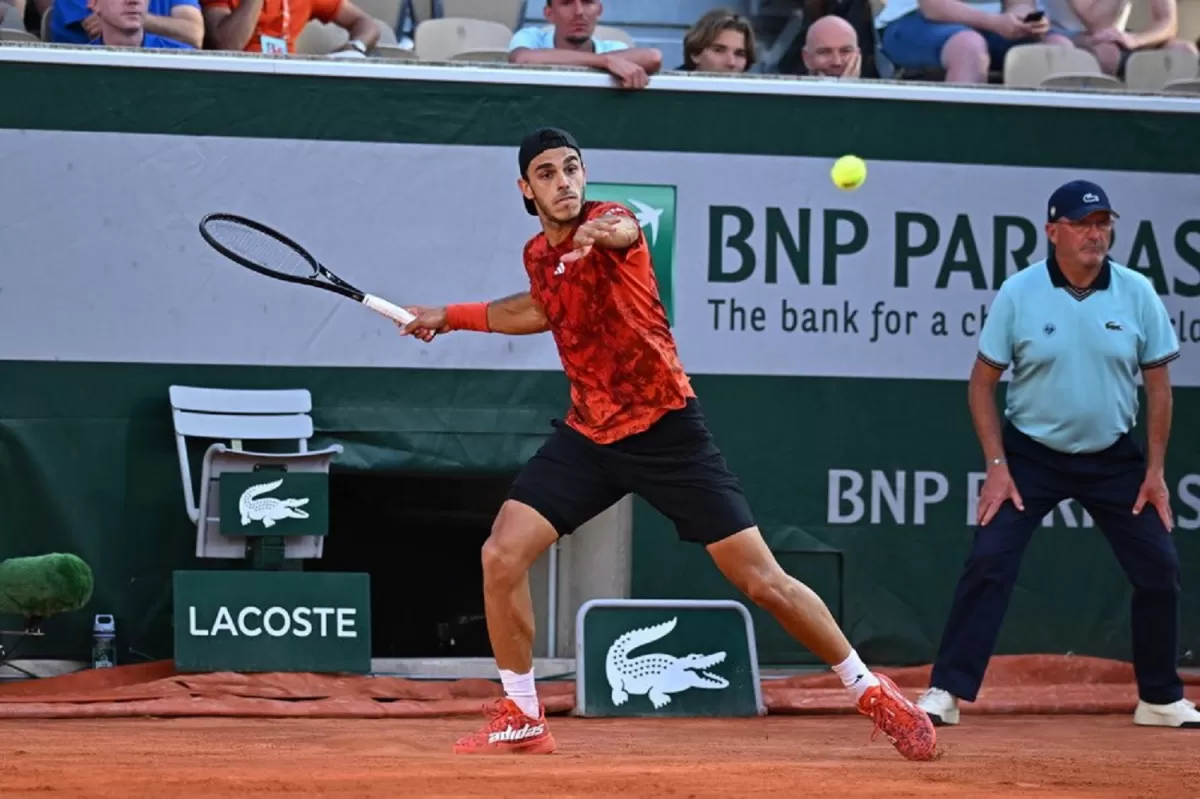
{"left": 857, "top": 675, "right": 939, "bottom": 761}
{"left": 452, "top": 698, "right": 557, "bottom": 755}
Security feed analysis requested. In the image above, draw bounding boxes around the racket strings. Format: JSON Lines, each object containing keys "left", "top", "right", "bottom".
{"left": 208, "top": 220, "right": 316, "bottom": 278}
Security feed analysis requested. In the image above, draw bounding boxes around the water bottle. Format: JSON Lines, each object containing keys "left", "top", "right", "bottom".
{"left": 92, "top": 614, "right": 116, "bottom": 669}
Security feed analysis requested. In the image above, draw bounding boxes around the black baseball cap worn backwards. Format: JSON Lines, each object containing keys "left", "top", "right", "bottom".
{"left": 1047, "top": 180, "right": 1119, "bottom": 222}
{"left": 519, "top": 127, "right": 582, "bottom": 216}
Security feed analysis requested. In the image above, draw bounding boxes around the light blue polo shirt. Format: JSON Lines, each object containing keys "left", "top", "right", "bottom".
{"left": 508, "top": 25, "right": 629, "bottom": 54}
{"left": 978, "top": 257, "right": 1180, "bottom": 454}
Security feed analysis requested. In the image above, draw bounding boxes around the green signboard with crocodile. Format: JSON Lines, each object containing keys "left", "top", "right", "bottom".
{"left": 218, "top": 472, "right": 330, "bottom": 537}
{"left": 575, "top": 599, "right": 765, "bottom": 717}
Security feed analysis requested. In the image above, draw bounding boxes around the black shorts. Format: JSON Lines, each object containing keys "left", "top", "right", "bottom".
{"left": 508, "top": 398, "right": 756, "bottom": 545}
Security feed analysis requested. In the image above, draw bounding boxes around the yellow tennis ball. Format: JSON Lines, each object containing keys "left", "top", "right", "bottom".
{"left": 831, "top": 155, "right": 867, "bottom": 191}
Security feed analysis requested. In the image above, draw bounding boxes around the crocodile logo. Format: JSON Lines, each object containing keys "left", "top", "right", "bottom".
{"left": 238, "top": 478, "right": 310, "bottom": 528}
{"left": 605, "top": 616, "right": 729, "bottom": 710}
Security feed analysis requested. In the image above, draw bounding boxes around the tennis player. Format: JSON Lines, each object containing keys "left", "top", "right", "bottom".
{"left": 399, "top": 127, "right": 938, "bottom": 761}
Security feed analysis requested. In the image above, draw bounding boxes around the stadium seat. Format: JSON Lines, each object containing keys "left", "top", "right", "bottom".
{"left": 594, "top": 23, "right": 636, "bottom": 47}
{"left": 449, "top": 47, "right": 509, "bottom": 62}
{"left": 1161, "top": 76, "right": 1200, "bottom": 94}
{"left": 375, "top": 18, "right": 398, "bottom": 46}
{"left": 1124, "top": 48, "right": 1200, "bottom": 92}
{"left": 1039, "top": 72, "right": 1124, "bottom": 90}
{"left": 295, "top": 19, "right": 349, "bottom": 54}
{"left": 169, "top": 385, "right": 342, "bottom": 562}
{"left": 1004, "top": 43, "right": 1102, "bottom": 88}
{"left": 440, "top": 0, "right": 523, "bottom": 30}
{"left": 415, "top": 16, "right": 511, "bottom": 61}
{"left": 374, "top": 44, "right": 417, "bottom": 58}
{"left": 0, "top": 28, "right": 38, "bottom": 42}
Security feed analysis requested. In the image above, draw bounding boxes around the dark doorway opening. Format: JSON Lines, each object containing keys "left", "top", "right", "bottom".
{"left": 311, "top": 470, "right": 514, "bottom": 659}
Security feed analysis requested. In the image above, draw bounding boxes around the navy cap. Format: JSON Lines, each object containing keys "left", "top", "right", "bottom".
{"left": 1047, "top": 180, "right": 1119, "bottom": 222}
{"left": 518, "top": 127, "right": 581, "bottom": 216}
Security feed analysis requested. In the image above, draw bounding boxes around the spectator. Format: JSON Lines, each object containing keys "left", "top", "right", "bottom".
{"left": 679, "top": 8, "right": 757, "bottom": 73}
{"left": 509, "top": 0, "right": 663, "bottom": 89}
{"left": 87, "top": 0, "right": 194, "bottom": 47}
{"left": 1044, "top": 0, "right": 1199, "bottom": 76}
{"left": 803, "top": 14, "right": 862, "bottom": 77}
{"left": 875, "top": 0, "right": 1073, "bottom": 83}
{"left": 49, "top": 0, "right": 201, "bottom": 46}
{"left": 201, "top": 0, "right": 378, "bottom": 55}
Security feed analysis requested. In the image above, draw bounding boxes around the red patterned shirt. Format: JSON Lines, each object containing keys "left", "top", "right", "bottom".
{"left": 523, "top": 200, "right": 695, "bottom": 444}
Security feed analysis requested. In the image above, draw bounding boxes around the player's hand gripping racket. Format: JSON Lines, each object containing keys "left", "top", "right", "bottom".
{"left": 198, "top": 212, "right": 415, "bottom": 326}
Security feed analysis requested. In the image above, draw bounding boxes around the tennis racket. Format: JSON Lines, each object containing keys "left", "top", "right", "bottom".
{"left": 198, "top": 212, "right": 416, "bottom": 326}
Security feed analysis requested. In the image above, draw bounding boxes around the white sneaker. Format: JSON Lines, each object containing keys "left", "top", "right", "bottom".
{"left": 1133, "top": 698, "right": 1200, "bottom": 729}
{"left": 916, "top": 687, "right": 960, "bottom": 726}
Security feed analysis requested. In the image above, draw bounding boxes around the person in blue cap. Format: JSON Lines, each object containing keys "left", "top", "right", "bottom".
{"left": 916, "top": 180, "right": 1198, "bottom": 730}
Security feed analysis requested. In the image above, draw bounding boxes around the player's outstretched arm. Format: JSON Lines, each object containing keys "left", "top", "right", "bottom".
{"left": 399, "top": 292, "right": 548, "bottom": 342}
{"left": 561, "top": 215, "right": 641, "bottom": 263}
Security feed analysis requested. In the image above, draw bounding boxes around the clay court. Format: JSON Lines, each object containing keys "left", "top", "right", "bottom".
{"left": 0, "top": 656, "right": 1196, "bottom": 797}
{"left": 3, "top": 715, "right": 1199, "bottom": 798}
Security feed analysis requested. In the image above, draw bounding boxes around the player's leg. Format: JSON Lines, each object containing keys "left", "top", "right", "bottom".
{"left": 619, "top": 399, "right": 936, "bottom": 760}
{"left": 454, "top": 424, "right": 627, "bottom": 755}
{"left": 918, "top": 427, "right": 1066, "bottom": 725}
{"left": 1076, "top": 436, "right": 1198, "bottom": 729}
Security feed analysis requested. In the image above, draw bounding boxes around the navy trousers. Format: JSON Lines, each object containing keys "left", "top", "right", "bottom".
{"left": 930, "top": 424, "right": 1183, "bottom": 705}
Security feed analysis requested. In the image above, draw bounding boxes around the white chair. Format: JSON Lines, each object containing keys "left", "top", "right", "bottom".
{"left": 1039, "top": 72, "right": 1124, "bottom": 90}
{"left": 0, "top": 28, "right": 38, "bottom": 42}
{"left": 594, "top": 23, "right": 635, "bottom": 47}
{"left": 1124, "top": 49, "right": 1200, "bottom": 92}
{"left": 374, "top": 44, "right": 417, "bottom": 59}
{"left": 449, "top": 47, "right": 508, "bottom": 62}
{"left": 1161, "top": 77, "right": 1200, "bottom": 94}
{"left": 1004, "top": 44, "right": 1103, "bottom": 88}
{"left": 414, "top": 16, "right": 511, "bottom": 61}
{"left": 295, "top": 19, "right": 349, "bottom": 54}
{"left": 170, "top": 385, "right": 343, "bottom": 561}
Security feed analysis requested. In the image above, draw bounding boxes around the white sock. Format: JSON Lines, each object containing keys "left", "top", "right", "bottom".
{"left": 499, "top": 668, "right": 540, "bottom": 718}
{"left": 832, "top": 649, "right": 880, "bottom": 701}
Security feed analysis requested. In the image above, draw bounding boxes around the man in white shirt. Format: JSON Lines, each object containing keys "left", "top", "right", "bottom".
{"left": 1043, "top": 0, "right": 1198, "bottom": 76}
{"left": 875, "top": 0, "right": 1073, "bottom": 83}
{"left": 508, "top": 0, "right": 663, "bottom": 89}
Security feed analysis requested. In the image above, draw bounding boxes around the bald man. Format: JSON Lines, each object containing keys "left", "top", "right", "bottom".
{"left": 803, "top": 15, "right": 862, "bottom": 77}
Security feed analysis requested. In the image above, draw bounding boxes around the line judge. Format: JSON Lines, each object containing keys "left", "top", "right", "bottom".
{"left": 917, "top": 180, "right": 1198, "bottom": 730}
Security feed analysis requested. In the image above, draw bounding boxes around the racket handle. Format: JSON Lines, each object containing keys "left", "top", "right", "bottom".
{"left": 362, "top": 294, "right": 416, "bottom": 325}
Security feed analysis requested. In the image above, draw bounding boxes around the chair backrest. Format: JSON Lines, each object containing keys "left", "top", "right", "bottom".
{"left": 440, "top": 0, "right": 523, "bottom": 29}
{"left": 415, "top": 16, "right": 512, "bottom": 60}
{"left": 594, "top": 23, "right": 635, "bottom": 47}
{"left": 1124, "top": 49, "right": 1200, "bottom": 92}
{"left": 375, "top": 17, "right": 399, "bottom": 46}
{"left": 295, "top": 19, "right": 349, "bottom": 54}
{"left": 0, "top": 27, "right": 38, "bottom": 41}
{"left": 1039, "top": 72, "right": 1124, "bottom": 91}
{"left": 375, "top": 44, "right": 418, "bottom": 58}
{"left": 450, "top": 47, "right": 509, "bottom": 62}
{"left": 1161, "top": 76, "right": 1200, "bottom": 95}
{"left": 1004, "top": 43, "right": 1101, "bottom": 88}
{"left": 170, "top": 385, "right": 314, "bottom": 448}
{"left": 170, "top": 385, "right": 318, "bottom": 525}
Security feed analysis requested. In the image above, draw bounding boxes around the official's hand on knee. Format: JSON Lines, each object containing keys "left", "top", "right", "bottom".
{"left": 977, "top": 465, "right": 1024, "bottom": 526}
{"left": 1133, "top": 472, "right": 1174, "bottom": 533}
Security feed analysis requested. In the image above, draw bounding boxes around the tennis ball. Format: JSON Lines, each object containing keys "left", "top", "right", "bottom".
{"left": 831, "top": 155, "right": 867, "bottom": 191}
